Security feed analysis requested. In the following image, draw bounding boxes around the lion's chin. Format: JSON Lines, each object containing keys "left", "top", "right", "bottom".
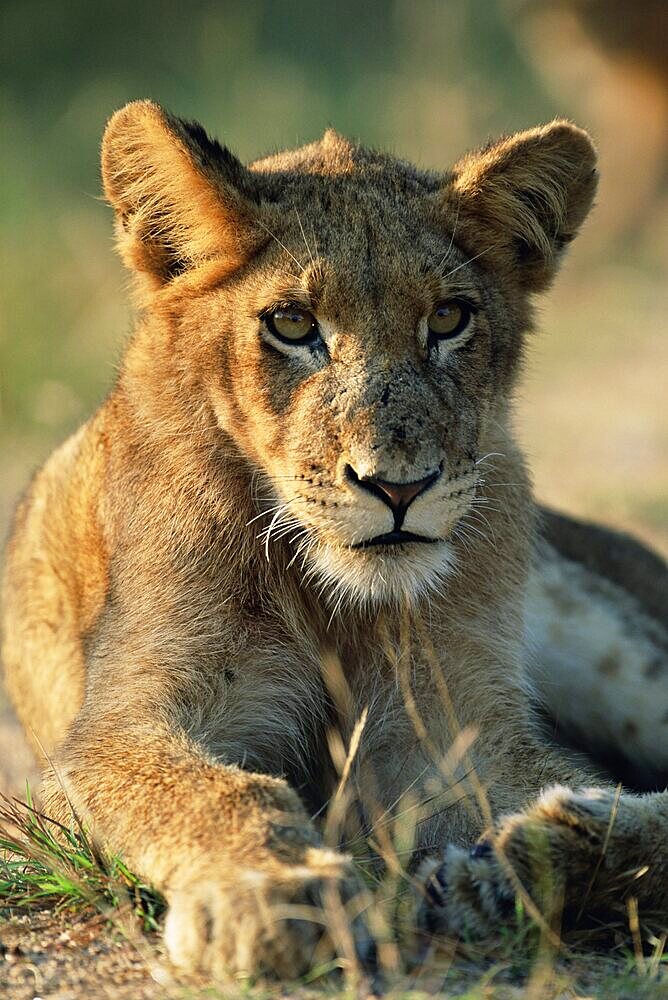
{"left": 301, "top": 537, "right": 457, "bottom": 610}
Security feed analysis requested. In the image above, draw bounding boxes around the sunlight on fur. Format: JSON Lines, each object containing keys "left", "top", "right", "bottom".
{"left": 1, "top": 100, "right": 666, "bottom": 984}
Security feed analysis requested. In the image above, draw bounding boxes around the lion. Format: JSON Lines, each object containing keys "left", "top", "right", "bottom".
{"left": 1, "top": 100, "right": 667, "bottom": 980}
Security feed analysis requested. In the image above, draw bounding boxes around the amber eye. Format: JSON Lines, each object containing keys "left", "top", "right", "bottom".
{"left": 427, "top": 299, "right": 472, "bottom": 340}
{"left": 265, "top": 306, "right": 318, "bottom": 344}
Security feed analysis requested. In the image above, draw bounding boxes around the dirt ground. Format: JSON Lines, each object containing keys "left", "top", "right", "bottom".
{"left": 0, "top": 909, "right": 169, "bottom": 1000}
{"left": 2, "top": 902, "right": 667, "bottom": 1000}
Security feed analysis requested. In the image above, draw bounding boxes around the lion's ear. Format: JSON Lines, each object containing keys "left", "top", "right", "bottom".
{"left": 445, "top": 121, "right": 598, "bottom": 292}
{"left": 101, "top": 100, "right": 259, "bottom": 287}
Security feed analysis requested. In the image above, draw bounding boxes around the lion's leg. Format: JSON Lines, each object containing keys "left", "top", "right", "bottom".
{"left": 418, "top": 784, "right": 668, "bottom": 937}
{"left": 381, "top": 676, "right": 657, "bottom": 933}
{"left": 46, "top": 681, "right": 375, "bottom": 980}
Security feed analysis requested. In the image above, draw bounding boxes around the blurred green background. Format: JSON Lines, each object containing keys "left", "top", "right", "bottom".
{"left": 1, "top": 0, "right": 667, "bottom": 555}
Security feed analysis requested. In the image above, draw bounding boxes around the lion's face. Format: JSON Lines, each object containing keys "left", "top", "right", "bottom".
{"left": 103, "top": 103, "right": 597, "bottom": 605}
{"left": 203, "top": 185, "right": 520, "bottom": 605}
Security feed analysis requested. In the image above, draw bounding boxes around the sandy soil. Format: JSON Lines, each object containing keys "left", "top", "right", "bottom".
{"left": 0, "top": 909, "right": 170, "bottom": 1000}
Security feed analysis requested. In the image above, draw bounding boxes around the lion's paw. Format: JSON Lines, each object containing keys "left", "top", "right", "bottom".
{"left": 164, "top": 847, "right": 376, "bottom": 981}
{"left": 417, "top": 785, "right": 639, "bottom": 940}
{"left": 417, "top": 841, "right": 516, "bottom": 939}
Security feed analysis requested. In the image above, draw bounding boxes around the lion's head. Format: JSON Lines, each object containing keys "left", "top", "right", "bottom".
{"left": 103, "top": 102, "right": 597, "bottom": 606}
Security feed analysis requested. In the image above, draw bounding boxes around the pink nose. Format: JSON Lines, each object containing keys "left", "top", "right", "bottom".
{"left": 346, "top": 465, "right": 440, "bottom": 517}
{"left": 364, "top": 475, "right": 436, "bottom": 512}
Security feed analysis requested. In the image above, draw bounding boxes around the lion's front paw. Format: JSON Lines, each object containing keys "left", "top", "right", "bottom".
{"left": 164, "top": 846, "right": 375, "bottom": 981}
{"left": 418, "top": 785, "right": 642, "bottom": 940}
{"left": 417, "top": 841, "right": 516, "bottom": 939}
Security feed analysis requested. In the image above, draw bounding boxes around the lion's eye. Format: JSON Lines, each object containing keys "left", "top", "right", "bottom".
{"left": 265, "top": 306, "right": 318, "bottom": 344}
{"left": 427, "top": 299, "right": 472, "bottom": 340}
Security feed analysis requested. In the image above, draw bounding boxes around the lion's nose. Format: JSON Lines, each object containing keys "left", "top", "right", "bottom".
{"left": 345, "top": 464, "right": 441, "bottom": 519}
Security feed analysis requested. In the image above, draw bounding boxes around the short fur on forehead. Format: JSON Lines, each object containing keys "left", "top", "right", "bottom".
{"left": 101, "top": 101, "right": 597, "bottom": 297}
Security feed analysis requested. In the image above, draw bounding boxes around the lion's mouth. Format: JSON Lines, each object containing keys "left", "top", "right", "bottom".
{"left": 351, "top": 530, "right": 440, "bottom": 549}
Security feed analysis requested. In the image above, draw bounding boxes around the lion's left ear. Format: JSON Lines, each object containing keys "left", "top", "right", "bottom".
{"left": 443, "top": 121, "right": 598, "bottom": 292}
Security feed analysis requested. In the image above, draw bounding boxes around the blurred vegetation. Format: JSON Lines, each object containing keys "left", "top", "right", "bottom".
{"left": 1, "top": 0, "right": 666, "bottom": 550}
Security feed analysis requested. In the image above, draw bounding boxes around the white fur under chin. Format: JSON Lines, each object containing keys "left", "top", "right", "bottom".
{"left": 303, "top": 539, "right": 457, "bottom": 610}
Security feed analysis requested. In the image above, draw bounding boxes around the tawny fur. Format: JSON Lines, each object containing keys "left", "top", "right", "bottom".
{"left": 2, "top": 101, "right": 666, "bottom": 978}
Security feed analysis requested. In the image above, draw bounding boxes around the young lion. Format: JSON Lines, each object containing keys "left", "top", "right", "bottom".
{"left": 2, "top": 101, "right": 667, "bottom": 978}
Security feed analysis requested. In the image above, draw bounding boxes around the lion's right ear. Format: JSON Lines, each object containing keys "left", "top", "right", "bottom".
{"left": 102, "top": 101, "right": 260, "bottom": 288}
{"left": 443, "top": 121, "right": 598, "bottom": 293}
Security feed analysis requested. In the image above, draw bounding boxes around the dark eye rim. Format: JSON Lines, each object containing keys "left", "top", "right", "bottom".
{"left": 427, "top": 297, "right": 477, "bottom": 343}
{"left": 262, "top": 305, "right": 320, "bottom": 346}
